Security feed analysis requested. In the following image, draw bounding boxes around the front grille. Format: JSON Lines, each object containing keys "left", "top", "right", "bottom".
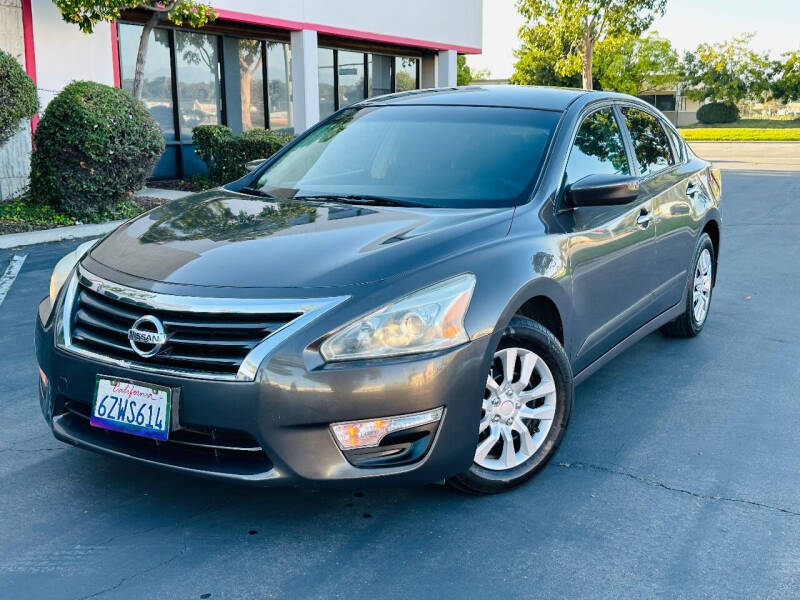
{"left": 69, "top": 282, "right": 300, "bottom": 378}
{"left": 60, "top": 400, "right": 273, "bottom": 475}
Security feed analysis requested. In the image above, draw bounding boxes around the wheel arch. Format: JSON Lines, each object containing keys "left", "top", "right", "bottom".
{"left": 491, "top": 277, "right": 573, "bottom": 358}
{"left": 701, "top": 218, "right": 720, "bottom": 285}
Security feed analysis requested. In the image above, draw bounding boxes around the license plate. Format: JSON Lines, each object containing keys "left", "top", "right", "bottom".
{"left": 91, "top": 376, "right": 172, "bottom": 441}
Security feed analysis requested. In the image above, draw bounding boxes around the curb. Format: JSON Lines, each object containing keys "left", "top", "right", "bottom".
{"left": 0, "top": 220, "right": 123, "bottom": 249}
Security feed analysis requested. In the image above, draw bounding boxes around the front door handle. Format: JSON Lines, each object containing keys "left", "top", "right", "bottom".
{"left": 636, "top": 208, "right": 652, "bottom": 228}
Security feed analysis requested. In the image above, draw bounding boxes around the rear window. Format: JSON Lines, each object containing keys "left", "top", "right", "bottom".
{"left": 255, "top": 105, "right": 561, "bottom": 208}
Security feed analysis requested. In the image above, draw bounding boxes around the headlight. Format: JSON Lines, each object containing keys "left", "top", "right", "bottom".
{"left": 320, "top": 274, "right": 476, "bottom": 361}
{"left": 49, "top": 239, "right": 97, "bottom": 305}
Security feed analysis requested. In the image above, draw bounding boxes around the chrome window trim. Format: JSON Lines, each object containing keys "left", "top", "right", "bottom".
{"left": 56, "top": 266, "right": 349, "bottom": 382}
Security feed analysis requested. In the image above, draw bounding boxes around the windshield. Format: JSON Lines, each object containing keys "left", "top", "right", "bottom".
{"left": 253, "top": 105, "right": 561, "bottom": 208}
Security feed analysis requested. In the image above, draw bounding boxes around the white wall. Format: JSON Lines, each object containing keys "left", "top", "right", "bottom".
{"left": 30, "top": 0, "right": 115, "bottom": 108}
{"left": 0, "top": 0, "right": 31, "bottom": 200}
{"left": 213, "top": 0, "right": 483, "bottom": 50}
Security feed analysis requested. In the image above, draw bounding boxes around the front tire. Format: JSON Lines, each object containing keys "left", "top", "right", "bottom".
{"left": 660, "top": 233, "right": 715, "bottom": 338}
{"left": 447, "top": 317, "right": 573, "bottom": 495}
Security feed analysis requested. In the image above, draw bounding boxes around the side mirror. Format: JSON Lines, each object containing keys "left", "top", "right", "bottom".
{"left": 245, "top": 158, "right": 267, "bottom": 173}
{"left": 565, "top": 174, "right": 640, "bottom": 207}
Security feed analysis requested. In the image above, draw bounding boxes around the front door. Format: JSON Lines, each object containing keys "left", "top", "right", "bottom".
{"left": 561, "top": 106, "right": 658, "bottom": 373}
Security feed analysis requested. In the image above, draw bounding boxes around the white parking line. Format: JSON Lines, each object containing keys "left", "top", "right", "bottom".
{"left": 0, "top": 254, "right": 27, "bottom": 307}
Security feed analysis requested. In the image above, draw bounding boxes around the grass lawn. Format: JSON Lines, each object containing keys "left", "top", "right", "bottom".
{"left": 679, "top": 118, "right": 800, "bottom": 141}
{"left": 679, "top": 128, "right": 800, "bottom": 141}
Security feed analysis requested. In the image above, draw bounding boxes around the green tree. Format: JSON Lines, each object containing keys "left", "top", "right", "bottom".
{"left": 457, "top": 55, "right": 490, "bottom": 85}
{"left": 681, "top": 34, "right": 771, "bottom": 104}
{"left": 53, "top": 1, "right": 216, "bottom": 99}
{"left": 771, "top": 50, "right": 800, "bottom": 102}
{"left": 510, "top": 32, "right": 581, "bottom": 87}
{"left": 593, "top": 32, "right": 679, "bottom": 94}
{"left": 515, "top": 0, "right": 667, "bottom": 90}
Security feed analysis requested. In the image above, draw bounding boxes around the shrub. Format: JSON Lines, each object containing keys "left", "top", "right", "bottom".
{"left": 191, "top": 124, "right": 232, "bottom": 167}
{"left": 193, "top": 126, "right": 293, "bottom": 183}
{"left": 696, "top": 102, "right": 740, "bottom": 124}
{"left": 30, "top": 81, "right": 164, "bottom": 217}
{"left": 0, "top": 50, "right": 39, "bottom": 146}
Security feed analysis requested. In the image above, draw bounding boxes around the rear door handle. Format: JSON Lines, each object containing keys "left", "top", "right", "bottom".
{"left": 686, "top": 182, "right": 698, "bottom": 197}
{"left": 636, "top": 208, "right": 652, "bottom": 228}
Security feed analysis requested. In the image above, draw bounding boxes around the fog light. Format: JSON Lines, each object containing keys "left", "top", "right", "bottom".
{"left": 330, "top": 407, "right": 444, "bottom": 450}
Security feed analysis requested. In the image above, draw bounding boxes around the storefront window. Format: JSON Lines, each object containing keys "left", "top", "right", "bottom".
{"left": 119, "top": 24, "right": 175, "bottom": 139}
{"left": 395, "top": 57, "right": 418, "bottom": 92}
{"left": 318, "top": 48, "right": 335, "bottom": 119}
{"left": 368, "top": 54, "right": 393, "bottom": 97}
{"left": 338, "top": 50, "right": 365, "bottom": 107}
{"left": 267, "top": 42, "right": 293, "bottom": 130}
{"left": 175, "top": 31, "right": 222, "bottom": 138}
{"left": 238, "top": 39, "right": 265, "bottom": 131}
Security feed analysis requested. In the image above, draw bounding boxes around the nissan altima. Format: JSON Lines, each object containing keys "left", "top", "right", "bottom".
{"left": 36, "top": 86, "right": 721, "bottom": 494}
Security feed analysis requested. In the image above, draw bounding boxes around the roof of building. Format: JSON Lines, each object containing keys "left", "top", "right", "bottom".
{"left": 363, "top": 85, "right": 598, "bottom": 111}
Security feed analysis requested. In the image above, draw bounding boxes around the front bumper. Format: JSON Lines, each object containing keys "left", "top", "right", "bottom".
{"left": 36, "top": 298, "right": 492, "bottom": 487}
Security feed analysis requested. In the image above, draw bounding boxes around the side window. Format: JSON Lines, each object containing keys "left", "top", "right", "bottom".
{"left": 621, "top": 107, "right": 675, "bottom": 176}
{"left": 565, "top": 108, "right": 630, "bottom": 186}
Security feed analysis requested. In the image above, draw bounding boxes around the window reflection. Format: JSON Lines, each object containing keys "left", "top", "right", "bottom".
{"left": 369, "top": 54, "right": 393, "bottom": 97}
{"left": 566, "top": 108, "right": 630, "bottom": 185}
{"left": 318, "top": 48, "right": 335, "bottom": 119}
{"left": 395, "top": 57, "right": 418, "bottom": 92}
{"left": 621, "top": 107, "right": 674, "bottom": 176}
{"left": 175, "top": 31, "right": 222, "bottom": 138}
{"left": 267, "top": 42, "right": 292, "bottom": 130}
{"left": 238, "top": 39, "right": 265, "bottom": 131}
{"left": 338, "top": 50, "right": 365, "bottom": 107}
{"left": 119, "top": 24, "right": 175, "bottom": 139}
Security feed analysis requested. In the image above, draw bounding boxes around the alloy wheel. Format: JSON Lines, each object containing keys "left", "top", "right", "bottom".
{"left": 693, "top": 248, "right": 713, "bottom": 325}
{"left": 475, "top": 347, "right": 557, "bottom": 471}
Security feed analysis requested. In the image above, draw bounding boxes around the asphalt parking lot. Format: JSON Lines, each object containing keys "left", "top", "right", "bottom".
{"left": 1, "top": 170, "right": 798, "bottom": 599}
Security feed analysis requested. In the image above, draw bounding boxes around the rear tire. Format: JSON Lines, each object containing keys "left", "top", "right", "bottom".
{"left": 447, "top": 317, "right": 573, "bottom": 495}
{"left": 660, "top": 233, "right": 715, "bottom": 338}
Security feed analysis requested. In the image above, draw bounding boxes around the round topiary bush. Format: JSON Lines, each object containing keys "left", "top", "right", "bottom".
{"left": 30, "top": 81, "right": 165, "bottom": 217}
{"left": 696, "top": 102, "right": 740, "bottom": 124}
{"left": 0, "top": 50, "right": 39, "bottom": 146}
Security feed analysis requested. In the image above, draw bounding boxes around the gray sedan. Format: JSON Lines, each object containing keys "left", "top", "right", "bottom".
{"left": 36, "top": 86, "right": 721, "bottom": 493}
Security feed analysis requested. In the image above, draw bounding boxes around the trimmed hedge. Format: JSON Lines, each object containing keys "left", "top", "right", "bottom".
{"left": 193, "top": 125, "right": 294, "bottom": 183}
{"left": 0, "top": 50, "right": 39, "bottom": 145}
{"left": 696, "top": 102, "right": 740, "bottom": 124}
{"left": 30, "top": 81, "right": 164, "bottom": 217}
{"left": 192, "top": 124, "right": 232, "bottom": 168}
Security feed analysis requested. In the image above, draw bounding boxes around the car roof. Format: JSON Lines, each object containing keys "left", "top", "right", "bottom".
{"left": 360, "top": 85, "right": 614, "bottom": 112}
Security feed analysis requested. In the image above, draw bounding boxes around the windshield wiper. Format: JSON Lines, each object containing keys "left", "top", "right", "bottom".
{"left": 294, "top": 194, "right": 424, "bottom": 207}
{"left": 239, "top": 186, "right": 276, "bottom": 199}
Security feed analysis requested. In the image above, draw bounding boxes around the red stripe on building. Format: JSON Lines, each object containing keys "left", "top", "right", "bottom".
{"left": 214, "top": 9, "right": 482, "bottom": 54}
{"left": 110, "top": 21, "right": 121, "bottom": 87}
{"left": 20, "top": 0, "right": 39, "bottom": 132}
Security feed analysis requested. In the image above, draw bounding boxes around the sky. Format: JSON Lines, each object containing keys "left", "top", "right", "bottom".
{"left": 467, "top": 0, "right": 800, "bottom": 80}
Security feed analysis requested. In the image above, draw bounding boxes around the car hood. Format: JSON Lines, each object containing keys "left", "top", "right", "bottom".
{"left": 88, "top": 190, "right": 514, "bottom": 289}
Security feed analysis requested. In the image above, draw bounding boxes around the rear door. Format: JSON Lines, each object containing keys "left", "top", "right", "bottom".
{"left": 619, "top": 106, "right": 697, "bottom": 314}
{"left": 563, "top": 106, "right": 658, "bottom": 373}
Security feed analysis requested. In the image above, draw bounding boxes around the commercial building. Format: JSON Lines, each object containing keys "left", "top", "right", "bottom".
{"left": 0, "top": 0, "right": 482, "bottom": 195}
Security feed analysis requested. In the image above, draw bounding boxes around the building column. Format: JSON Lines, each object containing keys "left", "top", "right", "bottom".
{"left": 438, "top": 49, "right": 457, "bottom": 87}
{"left": 290, "top": 29, "right": 320, "bottom": 133}
{"left": 421, "top": 54, "right": 437, "bottom": 88}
